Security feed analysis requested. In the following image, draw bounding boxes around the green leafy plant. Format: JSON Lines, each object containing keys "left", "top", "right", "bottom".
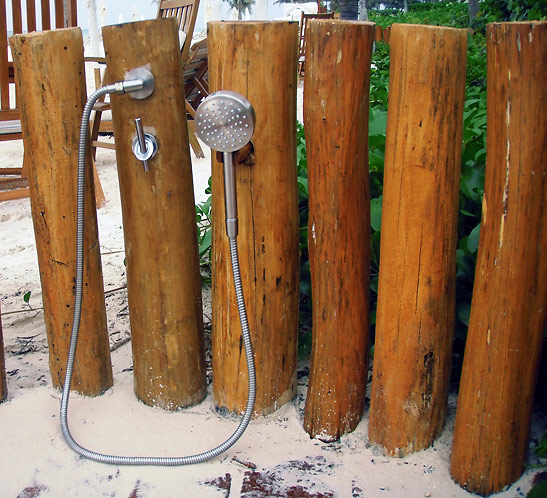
{"left": 196, "top": 179, "right": 213, "bottom": 282}
{"left": 296, "top": 123, "right": 313, "bottom": 358}
{"left": 472, "top": 0, "right": 546, "bottom": 33}
{"left": 535, "top": 435, "right": 547, "bottom": 459}
{"left": 23, "top": 290, "right": 32, "bottom": 309}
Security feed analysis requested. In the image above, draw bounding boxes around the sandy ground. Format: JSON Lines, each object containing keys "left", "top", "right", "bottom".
{"left": 0, "top": 74, "right": 545, "bottom": 498}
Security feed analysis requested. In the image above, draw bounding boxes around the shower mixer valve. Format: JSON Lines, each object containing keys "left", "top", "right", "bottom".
{"left": 132, "top": 117, "right": 158, "bottom": 172}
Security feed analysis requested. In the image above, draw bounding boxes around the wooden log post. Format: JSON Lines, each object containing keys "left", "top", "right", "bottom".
{"left": 10, "top": 29, "right": 112, "bottom": 396}
{"left": 208, "top": 22, "right": 300, "bottom": 417}
{"left": 451, "top": 21, "right": 547, "bottom": 495}
{"left": 0, "top": 304, "right": 7, "bottom": 402}
{"left": 302, "top": 20, "right": 374, "bottom": 441}
{"left": 102, "top": 19, "right": 206, "bottom": 410}
{"left": 368, "top": 24, "right": 467, "bottom": 456}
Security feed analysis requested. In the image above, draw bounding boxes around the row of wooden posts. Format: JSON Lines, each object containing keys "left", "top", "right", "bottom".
{"left": 0, "top": 18, "right": 544, "bottom": 496}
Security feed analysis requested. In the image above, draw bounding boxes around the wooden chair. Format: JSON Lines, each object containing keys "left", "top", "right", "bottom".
{"left": 183, "top": 37, "right": 209, "bottom": 157}
{"left": 298, "top": 12, "right": 334, "bottom": 76}
{"left": 0, "top": 0, "right": 78, "bottom": 202}
{"left": 90, "top": 0, "right": 206, "bottom": 159}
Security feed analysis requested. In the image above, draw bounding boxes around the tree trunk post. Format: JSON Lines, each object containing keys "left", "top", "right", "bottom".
{"left": 368, "top": 24, "right": 467, "bottom": 456}
{"left": 208, "top": 21, "right": 300, "bottom": 417}
{"left": 302, "top": 20, "right": 374, "bottom": 442}
{"left": 451, "top": 21, "right": 547, "bottom": 495}
{"left": 10, "top": 28, "right": 112, "bottom": 396}
{"left": 0, "top": 304, "right": 7, "bottom": 402}
{"left": 102, "top": 19, "right": 207, "bottom": 410}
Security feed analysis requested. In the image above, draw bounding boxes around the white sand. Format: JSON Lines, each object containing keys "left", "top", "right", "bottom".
{"left": 0, "top": 84, "right": 544, "bottom": 498}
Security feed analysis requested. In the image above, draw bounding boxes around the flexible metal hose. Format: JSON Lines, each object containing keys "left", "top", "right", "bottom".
{"left": 60, "top": 86, "right": 256, "bottom": 465}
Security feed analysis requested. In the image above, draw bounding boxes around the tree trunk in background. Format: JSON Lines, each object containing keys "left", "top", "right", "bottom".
{"left": 339, "top": 0, "right": 358, "bottom": 20}
{"left": 358, "top": 0, "right": 368, "bottom": 21}
{"left": 86, "top": 0, "right": 101, "bottom": 56}
{"left": 468, "top": 0, "right": 479, "bottom": 24}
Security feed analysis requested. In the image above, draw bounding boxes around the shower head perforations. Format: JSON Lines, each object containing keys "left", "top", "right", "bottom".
{"left": 195, "top": 91, "right": 256, "bottom": 153}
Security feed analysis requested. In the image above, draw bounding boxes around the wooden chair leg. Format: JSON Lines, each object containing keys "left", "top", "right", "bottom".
{"left": 93, "top": 162, "right": 106, "bottom": 208}
{"left": 187, "top": 121, "right": 205, "bottom": 158}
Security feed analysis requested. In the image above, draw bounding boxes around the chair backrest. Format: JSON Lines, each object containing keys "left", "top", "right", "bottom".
{"left": 1, "top": 0, "right": 77, "bottom": 138}
{"left": 157, "top": 0, "right": 200, "bottom": 63}
{"left": 183, "top": 37, "right": 208, "bottom": 117}
{"left": 298, "top": 12, "right": 334, "bottom": 59}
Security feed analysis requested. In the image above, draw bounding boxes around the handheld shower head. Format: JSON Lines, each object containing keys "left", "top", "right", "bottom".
{"left": 195, "top": 90, "right": 255, "bottom": 153}
{"left": 195, "top": 91, "right": 256, "bottom": 238}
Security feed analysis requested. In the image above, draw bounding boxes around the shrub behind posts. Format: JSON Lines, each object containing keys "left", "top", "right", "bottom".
{"left": 10, "top": 29, "right": 112, "bottom": 396}
{"left": 103, "top": 19, "right": 207, "bottom": 410}
{"left": 303, "top": 20, "right": 375, "bottom": 442}
{"left": 208, "top": 21, "right": 300, "bottom": 417}
{"left": 368, "top": 24, "right": 467, "bottom": 456}
{"left": 451, "top": 21, "right": 547, "bottom": 495}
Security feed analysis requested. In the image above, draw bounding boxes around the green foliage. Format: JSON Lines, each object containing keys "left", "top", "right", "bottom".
{"left": 472, "top": 0, "right": 546, "bottom": 33}
{"left": 370, "top": 1, "right": 470, "bottom": 28}
{"left": 195, "top": 178, "right": 213, "bottom": 283}
{"left": 296, "top": 123, "right": 313, "bottom": 357}
{"left": 527, "top": 481, "right": 547, "bottom": 498}
{"left": 23, "top": 291, "right": 31, "bottom": 306}
{"left": 536, "top": 434, "right": 547, "bottom": 458}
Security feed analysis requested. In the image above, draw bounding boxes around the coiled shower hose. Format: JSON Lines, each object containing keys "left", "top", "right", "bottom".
{"left": 60, "top": 84, "right": 256, "bottom": 465}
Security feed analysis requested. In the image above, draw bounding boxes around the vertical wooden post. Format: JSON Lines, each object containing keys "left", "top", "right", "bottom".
{"left": 208, "top": 21, "right": 300, "bottom": 417}
{"left": 0, "top": 304, "right": 7, "bottom": 402}
{"left": 102, "top": 19, "right": 206, "bottom": 410}
{"left": 10, "top": 28, "right": 112, "bottom": 396}
{"left": 368, "top": 24, "right": 467, "bottom": 456}
{"left": 302, "top": 20, "right": 374, "bottom": 441}
{"left": 451, "top": 21, "right": 547, "bottom": 495}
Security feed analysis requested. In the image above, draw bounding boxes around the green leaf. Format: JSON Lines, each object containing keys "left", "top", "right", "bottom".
{"left": 298, "top": 177, "right": 308, "bottom": 196}
{"left": 457, "top": 302, "right": 471, "bottom": 326}
{"left": 460, "top": 209, "right": 476, "bottom": 217}
{"left": 198, "top": 229, "right": 212, "bottom": 259}
{"left": 534, "top": 434, "right": 547, "bottom": 458}
{"left": 527, "top": 481, "right": 547, "bottom": 498}
{"left": 23, "top": 291, "right": 31, "bottom": 304}
{"left": 369, "top": 108, "right": 387, "bottom": 137}
{"left": 370, "top": 275, "right": 379, "bottom": 294}
{"left": 370, "top": 196, "right": 383, "bottom": 232}
{"left": 467, "top": 223, "right": 481, "bottom": 253}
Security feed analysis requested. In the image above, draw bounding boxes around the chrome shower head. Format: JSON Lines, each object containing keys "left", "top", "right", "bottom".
{"left": 194, "top": 90, "right": 256, "bottom": 239}
{"left": 194, "top": 90, "right": 255, "bottom": 153}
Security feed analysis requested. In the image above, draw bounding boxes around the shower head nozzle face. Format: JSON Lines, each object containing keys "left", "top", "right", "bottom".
{"left": 194, "top": 91, "right": 256, "bottom": 153}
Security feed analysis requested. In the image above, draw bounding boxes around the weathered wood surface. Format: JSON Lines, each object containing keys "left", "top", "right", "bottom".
{"left": 208, "top": 21, "right": 300, "bottom": 416}
{"left": 302, "top": 20, "right": 374, "bottom": 441}
{"left": 368, "top": 24, "right": 467, "bottom": 456}
{"left": 10, "top": 28, "right": 112, "bottom": 395}
{"left": 102, "top": 19, "right": 206, "bottom": 410}
{"left": 451, "top": 21, "right": 547, "bottom": 495}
